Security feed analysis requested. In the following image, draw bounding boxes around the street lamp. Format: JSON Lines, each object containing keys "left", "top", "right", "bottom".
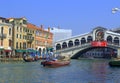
{"left": 112, "top": 7, "right": 120, "bottom": 14}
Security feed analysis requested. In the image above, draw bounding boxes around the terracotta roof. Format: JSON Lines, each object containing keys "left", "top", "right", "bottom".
{"left": 27, "top": 23, "right": 38, "bottom": 29}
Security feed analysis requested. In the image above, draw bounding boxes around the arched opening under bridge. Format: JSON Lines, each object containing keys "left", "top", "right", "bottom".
{"left": 71, "top": 47, "right": 117, "bottom": 59}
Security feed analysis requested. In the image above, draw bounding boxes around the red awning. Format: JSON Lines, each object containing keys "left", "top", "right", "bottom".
{"left": 4, "top": 50, "right": 12, "bottom": 52}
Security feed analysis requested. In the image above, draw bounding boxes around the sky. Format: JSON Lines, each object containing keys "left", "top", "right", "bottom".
{"left": 0, "top": 0, "right": 120, "bottom": 36}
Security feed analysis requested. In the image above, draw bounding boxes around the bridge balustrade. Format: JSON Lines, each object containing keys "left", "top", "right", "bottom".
{"left": 56, "top": 40, "right": 120, "bottom": 53}
{"left": 107, "top": 42, "right": 120, "bottom": 48}
{"left": 56, "top": 43, "right": 91, "bottom": 53}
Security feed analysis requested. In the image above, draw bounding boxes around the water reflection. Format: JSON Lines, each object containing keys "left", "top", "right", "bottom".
{"left": 0, "top": 59, "right": 119, "bottom": 83}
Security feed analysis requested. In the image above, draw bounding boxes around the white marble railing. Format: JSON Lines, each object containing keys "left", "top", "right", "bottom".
{"left": 56, "top": 42, "right": 120, "bottom": 53}
{"left": 56, "top": 43, "right": 91, "bottom": 53}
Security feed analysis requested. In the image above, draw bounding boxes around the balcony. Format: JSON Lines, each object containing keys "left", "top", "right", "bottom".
{"left": 27, "top": 33, "right": 32, "bottom": 35}
{"left": 27, "top": 37, "right": 34, "bottom": 43}
{"left": 0, "top": 34, "right": 7, "bottom": 39}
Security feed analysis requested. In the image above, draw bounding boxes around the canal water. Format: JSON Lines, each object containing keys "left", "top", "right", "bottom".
{"left": 0, "top": 59, "right": 119, "bottom": 83}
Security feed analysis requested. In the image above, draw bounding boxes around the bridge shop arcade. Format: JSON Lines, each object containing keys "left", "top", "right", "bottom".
{"left": 55, "top": 27, "right": 120, "bottom": 59}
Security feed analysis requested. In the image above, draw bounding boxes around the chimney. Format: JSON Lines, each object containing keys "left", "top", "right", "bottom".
{"left": 40, "top": 25, "right": 44, "bottom": 30}
{"left": 48, "top": 27, "right": 50, "bottom": 32}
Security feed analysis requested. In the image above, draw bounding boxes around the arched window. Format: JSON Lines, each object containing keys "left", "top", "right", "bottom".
{"left": 17, "top": 26, "right": 19, "bottom": 31}
{"left": 62, "top": 42, "right": 67, "bottom": 49}
{"left": 95, "top": 29, "right": 104, "bottom": 41}
{"left": 114, "top": 37, "right": 119, "bottom": 45}
{"left": 39, "top": 48, "right": 42, "bottom": 55}
{"left": 81, "top": 37, "right": 86, "bottom": 44}
{"left": 107, "top": 36, "right": 112, "bottom": 43}
{"left": 68, "top": 40, "right": 73, "bottom": 47}
{"left": 9, "top": 28, "right": 11, "bottom": 35}
{"left": 56, "top": 44, "right": 61, "bottom": 50}
{"left": 23, "top": 42, "right": 26, "bottom": 49}
{"left": 74, "top": 39, "right": 79, "bottom": 46}
{"left": 87, "top": 36, "right": 93, "bottom": 43}
{"left": 43, "top": 48, "right": 46, "bottom": 53}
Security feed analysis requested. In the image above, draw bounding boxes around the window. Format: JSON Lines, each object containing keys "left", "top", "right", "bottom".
{"left": 1, "top": 27, "right": 3, "bottom": 34}
{"left": 20, "top": 42, "right": 22, "bottom": 49}
{"left": 2, "top": 20, "right": 4, "bottom": 23}
{"left": 16, "top": 42, "right": 18, "bottom": 49}
{"left": 20, "top": 23, "right": 22, "bottom": 25}
{"left": 20, "top": 34, "right": 21, "bottom": 39}
{"left": 17, "top": 26, "right": 19, "bottom": 31}
{"left": 9, "top": 39, "right": 12, "bottom": 46}
{"left": 23, "top": 28, "right": 25, "bottom": 32}
{"left": 20, "top": 27, "right": 22, "bottom": 32}
{"left": 23, "top": 20, "right": 27, "bottom": 24}
{"left": 16, "top": 34, "right": 18, "bottom": 38}
{"left": 9, "top": 28, "right": 11, "bottom": 35}
{"left": 23, "top": 42, "right": 26, "bottom": 49}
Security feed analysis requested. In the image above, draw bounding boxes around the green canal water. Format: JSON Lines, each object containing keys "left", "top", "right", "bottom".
{"left": 0, "top": 59, "right": 119, "bottom": 83}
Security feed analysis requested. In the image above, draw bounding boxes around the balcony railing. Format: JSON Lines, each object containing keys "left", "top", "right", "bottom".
{"left": 0, "top": 33, "right": 7, "bottom": 39}
{"left": 27, "top": 37, "right": 34, "bottom": 42}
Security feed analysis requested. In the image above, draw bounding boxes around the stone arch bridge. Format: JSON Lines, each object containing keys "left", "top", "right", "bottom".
{"left": 54, "top": 27, "right": 120, "bottom": 59}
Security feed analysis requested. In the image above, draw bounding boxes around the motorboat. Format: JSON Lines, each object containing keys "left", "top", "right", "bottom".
{"left": 41, "top": 59, "right": 70, "bottom": 67}
{"left": 109, "top": 59, "right": 120, "bottom": 67}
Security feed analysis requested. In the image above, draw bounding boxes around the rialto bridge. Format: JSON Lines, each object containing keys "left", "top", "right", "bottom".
{"left": 54, "top": 27, "right": 120, "bottom": 59}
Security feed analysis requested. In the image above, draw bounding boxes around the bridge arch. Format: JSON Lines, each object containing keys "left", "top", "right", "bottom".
{"left": 62, "top": 42, "right": 67, "bottom": 49}
{"left": 107, "top": 35, "right": 113, "bottom": 43}
{"left": 55, "top": 27, "right": 120, "bottom": 59}
{"left": 74, "top": 39, "right": 80, "bottom": 46}
{"left": 68, "top": 40, "right": 73, "bottom": 47}
{"left": 81, "top": 37, "right": 86, "bottom": 44}
{"left": 56, "top": 43, "right": 61, "bottom": 50}
{"left": 71, "top": 46, "right": 117, "bottom": 59}
{"left": 87, "top": 36, "right": 93, "bottom": 43}
{"left": 114, "top": 37, "right": 119, "bottom": 45}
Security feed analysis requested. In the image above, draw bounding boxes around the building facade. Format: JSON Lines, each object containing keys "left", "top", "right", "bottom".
{"left": 0, "top": 16, "right": 53, "bottom": 57}
{"left": 26, "top": 23, "right": 36, "bottom": 49}
{"left": 0, "top": 17, "right": 12, "bottom": 56}
{"left": 35, "top": 25, "right": 53, "bottom": 53}
{"left": 8, "top": 17, "right": 28, "bottom": 50}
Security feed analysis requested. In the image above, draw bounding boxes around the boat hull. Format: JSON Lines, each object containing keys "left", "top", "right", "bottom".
{"left": 23, "top": 56, "right": 41, "bottom": 62}
{"left": 41, "top": 60, "right": 70, "bottom": 67}
{"left": 109, "top": 60, "right": 120, "bottom": 67}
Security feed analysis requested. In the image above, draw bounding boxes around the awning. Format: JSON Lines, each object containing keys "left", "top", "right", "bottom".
{"left": 15, "top": 49, "right": 37, "bottom": 53}
{"left": 26, "top": 49, "right": 37, "bottom": 53}
{"left": 0, "top": 48, "right": 4, "bottom": 51}
{"left": 15, "top": 49, "right": 26, "bottom": 53}
{"left": 47, "top": 47, "right": 53, "bottom": 51}
{"left": 4, "top": 50, "right": 12, "bottom": 52}
{"left": 0, "top": 46, "right": 4, "bottom": 50}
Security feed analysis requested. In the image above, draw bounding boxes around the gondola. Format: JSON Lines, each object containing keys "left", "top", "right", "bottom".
{"left": 23, "top": 56, "right": 40, "bottom": 62}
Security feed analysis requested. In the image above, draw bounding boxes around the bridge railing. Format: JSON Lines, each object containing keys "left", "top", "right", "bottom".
{"left": 55, "top": 42, "right": 120, "bottom": 53}
{"left": 107, "top": 42, "right": 120, "bottom": 48}
{"left": 56, "top": 43, "right": 91, "bottom": 53}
